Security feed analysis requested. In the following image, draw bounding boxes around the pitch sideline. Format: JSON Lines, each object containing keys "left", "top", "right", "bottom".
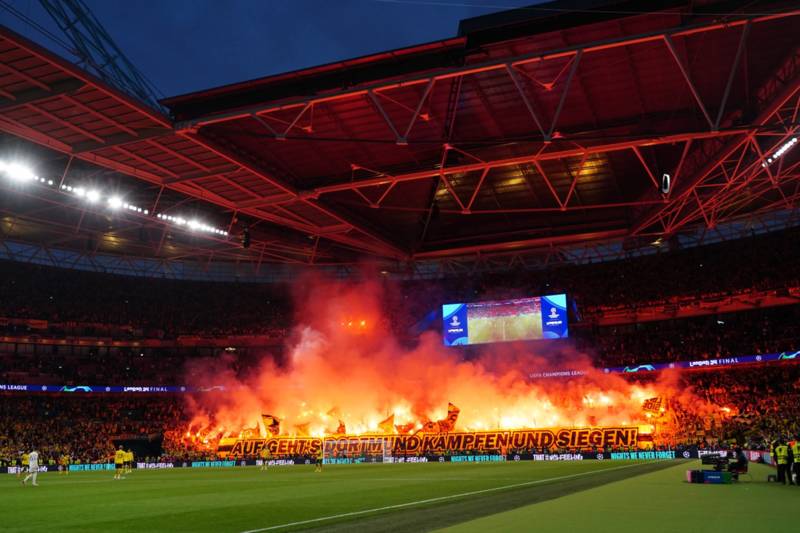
{"left": 240, "top": 460, "right": 671, "bottom": 532}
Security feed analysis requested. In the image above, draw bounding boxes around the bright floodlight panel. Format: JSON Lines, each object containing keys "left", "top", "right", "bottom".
{"left": 442, "top": 294, "right": 568, "bottom": 346}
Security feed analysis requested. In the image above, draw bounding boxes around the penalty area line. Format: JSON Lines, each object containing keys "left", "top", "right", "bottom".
{"left": 240, "top": 460, "right": 667, "bottom": 533}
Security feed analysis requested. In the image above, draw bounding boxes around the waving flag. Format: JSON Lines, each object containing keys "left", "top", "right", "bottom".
{"left": 642, "top": 398, "right": 663, "bottom": 413}
{"left": 437, "top": 402, "right": 460, "bottom": 432}
{"left": 261, "top": 414, "right": 281, "bottom": 436}
{"left": 378, "top": 414, "right": 395, "bottom": 434}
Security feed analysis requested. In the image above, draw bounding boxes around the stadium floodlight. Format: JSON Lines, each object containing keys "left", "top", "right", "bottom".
{"left": 60, "top": 182, "right": 146, "bottom": 214}
{"left": 1, "top": 164, "right": 228, "bottom": 239}
{"left": 108, "top": 196, "right": 123, "bottom": 210}
{"left": 155, "top": 211, "right": 229, "bottom": 236}
{"left": 3, "top": 162, "right": 36, "bottom": 182}
{"left": 762, "top": 137, "right": 798, "bottom": 167}
{"left": 85, "top": 189, "right": 101, "bottom": 203}
{"left": 123, "top": 202, "right": 145, "bottom": 214}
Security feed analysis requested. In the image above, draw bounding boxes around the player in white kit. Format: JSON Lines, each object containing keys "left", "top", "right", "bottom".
{"left": 22, "top": 449, "right": 39, "bottom": 486}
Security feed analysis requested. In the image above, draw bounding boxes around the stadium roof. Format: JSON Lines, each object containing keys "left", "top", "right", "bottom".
{"left": 0, "top": 0, "right": 799, "bottom": 278}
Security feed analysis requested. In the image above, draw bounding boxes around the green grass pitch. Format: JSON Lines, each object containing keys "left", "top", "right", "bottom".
{"left": 468, "top": 313, "right": 541, "bottom": 344}
{"left": 1, "top": 460, "right": 795, "bottom": 532}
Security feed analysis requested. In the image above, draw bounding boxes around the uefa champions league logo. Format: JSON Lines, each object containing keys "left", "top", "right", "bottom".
{"left": 450, "top": 315, "right": 461, "bottom": 327}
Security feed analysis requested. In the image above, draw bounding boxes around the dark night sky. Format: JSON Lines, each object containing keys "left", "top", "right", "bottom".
{"left": 3, "top": 0, "right": 536, "bottom": 98}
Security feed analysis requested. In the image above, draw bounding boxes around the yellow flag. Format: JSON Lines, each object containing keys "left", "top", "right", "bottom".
{"left": 378, "top": 414, "right": 395, "bottom": 434}
{"left": 437, "top": 402, "right": 460, "bottom": 432}
{"left": 261, "top": 414, "right": 281, "bottom": 436}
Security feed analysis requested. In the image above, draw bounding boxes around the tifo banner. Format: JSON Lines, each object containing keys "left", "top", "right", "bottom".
{"left": 217, "top": 427, "right": 640, "bottom": 458}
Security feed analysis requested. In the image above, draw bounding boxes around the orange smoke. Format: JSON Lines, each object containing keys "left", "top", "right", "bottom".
{"left": 183, "top": 276, "right": 710, "bottom": 441}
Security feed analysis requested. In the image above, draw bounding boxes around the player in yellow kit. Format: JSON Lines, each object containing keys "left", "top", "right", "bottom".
{"left": 314, "top": 447, "right": 324, "bottom": 473}
{"left": 113, "top": 446, "right": 126, "bottom": 480}
{"left": 18, "top": 452, "right": 29, "bottom": 478}
{"left": 125, "top": 449, "right": 134, "bottom": 474}
{"left": 259, "top": 447, "right": 270, "bottom": 471}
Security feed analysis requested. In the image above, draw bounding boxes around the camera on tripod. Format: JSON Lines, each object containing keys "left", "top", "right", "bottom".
{"left": 701, "top": 453, "right": 731, "bottom": 471}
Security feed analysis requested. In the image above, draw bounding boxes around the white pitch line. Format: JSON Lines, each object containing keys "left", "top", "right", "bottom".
{"left": 240, "top": 460, "right": 665, "bottom": 533}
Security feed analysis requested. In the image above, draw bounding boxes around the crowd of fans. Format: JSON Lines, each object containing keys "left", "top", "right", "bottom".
{"left": 1, "top": 226, "right": 798, "bottom": 341}
{"left": 0, "top": 261, "right": 291, "bottom": 338}
{"left": 0, "top": 345, "right": 269, "bottom": 387}
{"left": 0, "top": 396, "right": 192, "bottom": 466}
{"left": 443, "top": 226, "right": 800, "bottom": 311}
{"left": 673, "top": 365, "right": 800, "bottom": 450}
{"left": 577, "top": 305, "right": 800, "bottom": 368}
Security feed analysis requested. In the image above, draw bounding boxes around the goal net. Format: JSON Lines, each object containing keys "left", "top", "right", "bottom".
{"left": 323, "top": 437, "right": 391, "bottom": 464}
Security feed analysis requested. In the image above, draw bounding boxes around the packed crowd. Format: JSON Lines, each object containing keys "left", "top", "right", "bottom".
{"left": 0, "top": 347, "right": 183, "bottom": 386}
{"left": 0, "top": 396, "right": 191, "bottom": 466}
{"left": 0, "top": 345, "right": 268, "bottom": 387}
{"left": 0, "top": 261, "right": 291, "bottom": 338}
{"left": 576, "top": 304, "right": 800, "bottom": 368}
{"left": 1, "top": 226, "right": 798, "bottom": 342}
{"left": 452, "top": 226, "right": 800, "bottom": 311}
{"left": 674, "top": 365, "right": 800, "bottom": 450}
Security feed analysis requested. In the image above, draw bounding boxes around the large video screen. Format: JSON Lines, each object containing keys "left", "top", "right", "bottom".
{"left": 442, "top": 294, "right": 568, "bottom": 346}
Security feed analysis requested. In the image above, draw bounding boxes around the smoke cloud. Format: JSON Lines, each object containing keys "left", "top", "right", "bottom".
{"left": 183, "top": 275, "right": 708, "bottom": 440}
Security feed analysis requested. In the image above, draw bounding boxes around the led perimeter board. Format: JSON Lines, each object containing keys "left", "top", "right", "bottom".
{"left": 442, "top": 294, "right": 568, "bottom": 346}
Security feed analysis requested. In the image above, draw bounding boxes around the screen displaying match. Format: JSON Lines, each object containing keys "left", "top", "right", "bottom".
{"left": 442, "top": 294, "right": 568, "bottom": 346}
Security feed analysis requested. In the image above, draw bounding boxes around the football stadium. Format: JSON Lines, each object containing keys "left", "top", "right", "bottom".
{"left": 1, "top": 0, "right": 799, "bottom": 531}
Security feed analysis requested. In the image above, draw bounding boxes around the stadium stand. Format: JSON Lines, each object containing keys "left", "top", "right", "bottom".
{"left": 578, "top": 306, "right": 800, "bottom": 367}
{"left": 0, "top": 261, "right": 292, "bottom": 337}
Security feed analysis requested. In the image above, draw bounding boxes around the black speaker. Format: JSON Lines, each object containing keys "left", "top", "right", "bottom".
{"left": 661, "top": 173, "right": 671, "bottom": 195}
{"left": 242, "top": 227, "right": 250, "bottom": 249}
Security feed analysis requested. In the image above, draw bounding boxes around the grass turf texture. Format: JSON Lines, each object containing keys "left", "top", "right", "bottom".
{"left": 438, "top": 461, "right": 797, "bottom": 533}
{"left": 0, "top": 460, "right": 791, "bottom": 532}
